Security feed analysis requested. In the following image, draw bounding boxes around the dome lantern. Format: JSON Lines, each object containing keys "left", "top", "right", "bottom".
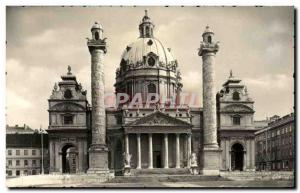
{"left": 139, "top": 10, "right": 155, "bottom": 38}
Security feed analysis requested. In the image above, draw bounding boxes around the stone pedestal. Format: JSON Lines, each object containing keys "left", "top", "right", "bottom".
{"left": 123, "top": 166, "right": 131, "bottom": 176}
{"left": 201, "top": 147, "right": 222, "bottom": 176}
{"left": 87, "top": 145, "right": 109, "bottom": 174}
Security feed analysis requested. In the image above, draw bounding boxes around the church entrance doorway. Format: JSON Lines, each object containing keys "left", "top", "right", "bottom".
{"left": 231, "top": 143, "right": 244, "bottom": 171}
{"left": 62, "top": 144, "right": 78, "bottom": 174}
{"left": 152, "top": 134, "right": 163, "bottom": 168}
{"left": 153, "top": 151, "right": 162, "bottom": 168}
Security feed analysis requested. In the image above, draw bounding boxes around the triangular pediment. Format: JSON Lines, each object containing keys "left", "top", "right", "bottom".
{"left": 125, "top": 111, "right": 192, "bottom": 127}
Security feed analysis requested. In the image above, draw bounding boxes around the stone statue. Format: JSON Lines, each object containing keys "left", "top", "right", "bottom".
{"left": 190, "top": 153, "right": 198, "bottom": 167}
{"left": 190, "top": 152, "right": 199, "bottom": 175}
{"left": 78, "top": 83, "right": 82, "bottom": 91}
{"left": 67, "top": 65, "right": 72, "bottom": 75}
{"left": 54, "top": 83, "right": 58, "bottom": 91}
{"left": 123, "top": 152, "right": 132, "bottom": 176}
{"left": 123, "top": 152, "right": 132, "bottom": 167}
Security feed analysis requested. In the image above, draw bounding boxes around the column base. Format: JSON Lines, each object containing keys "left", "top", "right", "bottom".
{"left": 88, "top": 144, "right": 110, "bottom": 174}
{"left": 200, "top": 146, "right": 222, "bottom": 176}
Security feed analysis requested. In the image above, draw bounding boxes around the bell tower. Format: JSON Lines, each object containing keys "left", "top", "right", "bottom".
{"left": 198, "top": 26, "right": 221, "bottom": 176}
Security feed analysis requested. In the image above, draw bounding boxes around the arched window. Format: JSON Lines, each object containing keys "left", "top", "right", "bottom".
{"left": 208, "top": 36, "right": 212, "bottom": 43}
{"left": 148, "top": 83, "right": 156, "bottom": 94}
{"left": 145, "top": 26, "right": 150, "bottom": 36}
{"left": 95, "top": 32, "right": 99, "bottom": 40}
{"left": 232, "top": 91, "right": 240, "bottom": 101}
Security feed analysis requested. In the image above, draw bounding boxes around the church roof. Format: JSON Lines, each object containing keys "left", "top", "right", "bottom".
{"left": 222, "top": 70, "right": 243, "bottom": 87}
{"left": 121, "top": 37, "right": 176, "bottom": 65}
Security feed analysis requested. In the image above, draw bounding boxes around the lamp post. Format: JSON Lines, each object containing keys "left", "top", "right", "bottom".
{"left": 40, "top": 127, "right": 45, "bottom": 175}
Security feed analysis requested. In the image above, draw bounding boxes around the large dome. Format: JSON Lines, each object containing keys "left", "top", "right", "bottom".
{"left": 115, "top": 11, "right": 183, "bottom": 106}
{"left": 121, "top": 37, "right": 176, "bottom": 66}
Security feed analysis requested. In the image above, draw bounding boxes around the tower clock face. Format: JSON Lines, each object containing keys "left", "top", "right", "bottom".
{"left": 64, "top": 89, "right": 73, "bottom": 99}
{"left": 147, "top": 57, "right": 155, "bottom": 67}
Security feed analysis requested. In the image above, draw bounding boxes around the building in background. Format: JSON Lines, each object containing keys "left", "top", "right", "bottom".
{"left": 255, "top": 113, "right": 295, "bottom": 171}
{"left": 6, "top": 125, "right": 49, "bottom": 177}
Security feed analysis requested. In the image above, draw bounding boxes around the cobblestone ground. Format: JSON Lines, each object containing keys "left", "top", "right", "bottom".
{"left": 25, "top": 180, "right": 294, "bottom": 188}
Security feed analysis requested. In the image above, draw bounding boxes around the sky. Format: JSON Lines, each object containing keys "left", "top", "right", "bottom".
{"left": 6, "top": 6, "right": 294, "bottom": 129}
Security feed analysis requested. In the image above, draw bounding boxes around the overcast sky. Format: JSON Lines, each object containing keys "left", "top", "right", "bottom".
{"left": 6, "top": 6, "right": 294, "bottom": 129}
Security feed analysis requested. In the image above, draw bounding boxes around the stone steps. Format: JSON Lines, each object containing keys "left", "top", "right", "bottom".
{"left": 109, "top": 175, "right": 227, "bottom": 183}
{"left": 130, "top": 168, "right": 191, "bottom": 176}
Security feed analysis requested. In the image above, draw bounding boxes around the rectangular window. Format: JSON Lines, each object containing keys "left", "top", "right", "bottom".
{"left": 7, "top": 150, "right": 12, "bottom": 156}
{"left": 16, "top": 170, "right": 20, "bottom": 176}
{"left": 24, "top": 160, "right": 28, "bottom": 166}
{"left": 16, "top": 150, "right": 20, "bottom": 156}
{"left": 16, "top": 160, "right": 20, "bottom": 166}
{"left": 233, "top": 116, "right": 241, "bottom": 125}
{"left": 24, "top": 150, "right": 28, "bottom": 156}
{"left": 8, "top": 160, "right": 12, "bottom": 166}
{"left": 32, "top": 150, "right": 36, "bottom": 156}
{"left": 63, "top": 115, "right": 73, "bottom": 125}
{"left": 24, "top": 170, "right": 28, "bottom": 176}
{"left": 32, "top": 170, "right": 36, "bottom": 175}
{"left": 7, "top": 170, "right": 12, "bottom": 176}
{"left": 32, "top": 160, "right": 36, "bottom": 166}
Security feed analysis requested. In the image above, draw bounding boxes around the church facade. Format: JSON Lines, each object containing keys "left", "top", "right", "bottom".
{"left": 47, "top": 11, "right": 257, "bottom": 175}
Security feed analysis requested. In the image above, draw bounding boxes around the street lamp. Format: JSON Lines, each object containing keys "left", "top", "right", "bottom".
{"left": 39, "top": 126, "right": 45, "bottom": 175}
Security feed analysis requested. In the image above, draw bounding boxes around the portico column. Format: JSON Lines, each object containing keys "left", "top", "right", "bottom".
{"left": 164, "top": 134, "right": 169, "bottom": 168}
{"left": 243, "top": 151, "right": 246, "bottom": 171}
{"left": 229, "top": 151, "right": 232, "bottom": 171}
{"left": 176, "top": 134, "right": 180, "bottom": 168}
{"left": 148, "top": 134, "right": 153, "bottom": 169}
{"left": 137, "top": 134, "right": 141, "bottom": 169}
{"left": 187, "top": 133, "right": 192, "bottom": 168}
{"left": 125, "top": 134, "right": 129, "bottom": 155}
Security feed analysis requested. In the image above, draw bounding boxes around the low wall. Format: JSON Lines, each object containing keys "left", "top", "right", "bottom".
{"left": 220, "top": 171, "right": 294, "bottom": 181}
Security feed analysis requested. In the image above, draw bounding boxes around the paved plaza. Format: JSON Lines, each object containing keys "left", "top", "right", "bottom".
{"left": 6, "top": 173, "right": 295, "bottom": 188}
{"left": 9, "top": 179, "right": 294, "bottom": 188}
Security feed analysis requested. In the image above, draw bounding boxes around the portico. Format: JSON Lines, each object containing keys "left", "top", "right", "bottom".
{"left": 123, "top": 111, "right": 193, "bottom": 170}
